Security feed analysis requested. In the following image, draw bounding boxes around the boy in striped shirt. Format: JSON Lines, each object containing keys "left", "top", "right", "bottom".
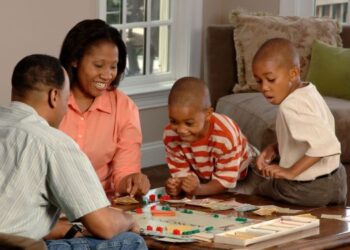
{"left": 163, "top": 77, "right": 255, "bottom": 196}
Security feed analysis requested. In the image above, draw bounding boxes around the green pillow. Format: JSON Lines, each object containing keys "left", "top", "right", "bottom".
{"left": 306, "top": 40, "right": 350, "bottom": 100}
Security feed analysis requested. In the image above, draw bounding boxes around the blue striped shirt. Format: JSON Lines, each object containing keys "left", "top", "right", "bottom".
{"left": 0, "top": 102, "right": 110, "bottom": 239}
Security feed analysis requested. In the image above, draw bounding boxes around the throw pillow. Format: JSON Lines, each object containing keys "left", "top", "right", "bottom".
{"left": 306, "top": 40, "right": 350, "bottom": 100}
{"left": 229, "top": 11, "right": 342, "bottom": 93}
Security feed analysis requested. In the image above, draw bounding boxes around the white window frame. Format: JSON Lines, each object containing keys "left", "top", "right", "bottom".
{"left": 98, "top": 0, "right": 202, "bottom": 109}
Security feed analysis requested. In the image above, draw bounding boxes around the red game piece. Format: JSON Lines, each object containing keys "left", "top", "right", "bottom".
{"left": 160, "top": 194, "right": 171, "bottom": 201}
{"left": 173, "top": 229, "right": 181, "bottom": 235}
{"left": 149, "top": 194, "right": 156, "bottom": 202}
{"left": 156, "top": 226, "right": 163, "bottom": 233}
{"left": 150, "top": 205, "right": 157, "bottom": 210}
{"left": 146, "top": 225, "right": 153, "bottom": 231}
{"left": 135, "top": 208, "right": 143, "bottom": 214}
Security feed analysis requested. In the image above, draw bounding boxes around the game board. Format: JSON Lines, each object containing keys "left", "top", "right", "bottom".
{"left": 128, "top": 203, "right": 260, "bottom": 242}
{"left": 214, "top": 215, "right": 320, "bottom": 246}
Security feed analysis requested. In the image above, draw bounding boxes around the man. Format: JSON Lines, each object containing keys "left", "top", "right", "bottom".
{"left": 0, "top": 54, "right": 147, "bottom": 249}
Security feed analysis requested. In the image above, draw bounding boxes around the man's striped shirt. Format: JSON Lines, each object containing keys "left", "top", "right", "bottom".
{"left": 163, "top": 113, "right": 254, "bottom": 188}
{"left": 0, "top": 102, "right": 110, "bottom": 239}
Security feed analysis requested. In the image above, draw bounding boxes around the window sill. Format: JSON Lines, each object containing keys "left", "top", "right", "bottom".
{"left": 119, "top": 80, "right": 173, "bottom": 110}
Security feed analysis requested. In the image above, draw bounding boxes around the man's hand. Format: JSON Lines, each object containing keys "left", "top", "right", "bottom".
{"left": 123, "top": 173, "right": 150, "bottom": 197}
{"left": 165, "top": 177, "right": 182, "bottom": 196}
{"left": 181, "top": 175, "right": 200, "bottom": 194}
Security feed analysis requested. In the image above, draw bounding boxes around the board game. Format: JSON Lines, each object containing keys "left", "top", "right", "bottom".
{"left": 214, "top": 215, "right": 320, "bottom": 246}
{"left": 128, "top": 203, "right": 259, "bottom": 242}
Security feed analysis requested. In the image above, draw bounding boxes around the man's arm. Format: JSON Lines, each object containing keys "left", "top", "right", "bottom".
{"left": 80, "top": 207, "right": 137, "bottom": 240}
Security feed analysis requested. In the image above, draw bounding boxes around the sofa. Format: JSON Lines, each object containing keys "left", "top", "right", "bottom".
{"left": 205, "top": 24, "right": 350, "bottom": 202}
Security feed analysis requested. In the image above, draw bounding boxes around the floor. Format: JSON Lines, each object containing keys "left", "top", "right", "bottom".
{"left": 142, "top": 164, "right": 169, "bottom": 189}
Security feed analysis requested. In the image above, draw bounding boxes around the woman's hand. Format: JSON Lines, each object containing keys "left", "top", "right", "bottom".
{"left": 123, "top": 173, "right": 150, "bottom": 197}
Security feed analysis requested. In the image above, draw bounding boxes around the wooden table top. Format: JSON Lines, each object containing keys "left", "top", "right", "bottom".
{"left": 113, "top": 188, "right": 350, "bottom": 250}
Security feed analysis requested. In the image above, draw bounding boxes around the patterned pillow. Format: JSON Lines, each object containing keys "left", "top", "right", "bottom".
{"left": 229, "top": 11, "right": 342, "bottom": 93}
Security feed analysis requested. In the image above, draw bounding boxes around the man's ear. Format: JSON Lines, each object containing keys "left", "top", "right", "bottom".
{"left": 48, "top": 88, "right": 59, "bottom": 108}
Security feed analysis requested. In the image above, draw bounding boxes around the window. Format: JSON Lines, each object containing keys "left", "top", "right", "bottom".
{"left": 315, "top": 0, "right": 349, "bottom": 23}
{"left": 99, "top": 0, "right": 202, "bottom": 109}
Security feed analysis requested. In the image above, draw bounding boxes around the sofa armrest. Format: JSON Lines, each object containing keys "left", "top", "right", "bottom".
{"left": 341, "top": 25, "right": 350, "bottom": 48}
{"left": 205, "top": 25, "right": 237, "bottom": 108}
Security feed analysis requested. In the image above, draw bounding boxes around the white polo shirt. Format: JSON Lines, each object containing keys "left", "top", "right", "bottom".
{"left": 276, "top": 83, "right": 340, "bottom": 181}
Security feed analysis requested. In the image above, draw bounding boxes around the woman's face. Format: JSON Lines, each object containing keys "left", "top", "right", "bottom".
{"left": 75, "top": 41, "right": 119, "bottom": 98}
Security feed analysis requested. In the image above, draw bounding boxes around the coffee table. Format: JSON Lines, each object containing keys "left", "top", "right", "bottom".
{"left": 114, "top": 188, "right": 350, "bottom": 250}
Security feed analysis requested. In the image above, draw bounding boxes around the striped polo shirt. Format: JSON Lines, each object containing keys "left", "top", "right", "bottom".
{"left": 163, "top": 113, "right": 254, "bottom": 188}
{"left": 0, "top": 102, "right": 110, "bottom": 240}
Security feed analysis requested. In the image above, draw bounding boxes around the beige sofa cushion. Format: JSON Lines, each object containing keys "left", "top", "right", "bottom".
{"left": 229, "top": 12, "right": 342, "bottom": 93}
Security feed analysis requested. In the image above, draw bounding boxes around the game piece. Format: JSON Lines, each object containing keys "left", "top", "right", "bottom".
{"left": 205, "top": 226, "right": 214, "bottom": 231}
{"left": 142, "top": 198, "right": 148, "bottom": 205}
{"left": 146, "top": 225, "right": 153, "bottom": 231}
{"left": 156, "top": 226, "right": 163, "bottom": 233}
{"left": 151, "top": 209, "right": 176, "bottom": 216}
{"left": 160, "top": 194, "right": 171, "bottom": 201}
{"left": 162, "top": 205, "right": 170, "bottom": 211}
{"left": 157, "top": 193, "right": 162, "bottom": 199}
{"left": 173, "top": 229, "right": 181, "bottom": 235}
{"left": 149, "top": 194, "right": 156, "bottom": 202}
{"left": 213, "top": 214, "right": 219, "bottom": 218}
{"left": 236, "top": 217, "right": 248, "bottom": 223}
{"left": 135, "top": 208, "right": 143, "bottom": 214}
{"left": 113, "top": 195, "right": 139, "bottom": 205}
{"left": 150, "top": 205, "right": 157, "bottom": 210}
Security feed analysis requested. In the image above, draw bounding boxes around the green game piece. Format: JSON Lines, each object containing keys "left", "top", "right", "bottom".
{"left": 157, "top": 193, "right": 162, "bottom": 199}
{"left": 205, "top": 226, "right": 214, "bottom": 231}
{"left": 181, "top": 209, "right": 187, "bottom": 213}
{"left": 142, "top": 199, "right": 148, "bottom": 205}
{"left": 235, "top": 217, "right": 247, "bottom": 223}
{"left": 182, "top": 231, "right": 190, "bottom": 235}
{"left": 192, "top": 229, "right": 200, "bottom": 234}
{"left": 213, "top": 214, "right": 219, "bottom": 218}
{"left": 186, "top": 209, "right": 193, "bottom": 214}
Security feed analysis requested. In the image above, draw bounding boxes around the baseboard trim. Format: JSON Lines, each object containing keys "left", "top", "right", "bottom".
{"left": 141, "top": 141, "right": 166, "bottom": 168}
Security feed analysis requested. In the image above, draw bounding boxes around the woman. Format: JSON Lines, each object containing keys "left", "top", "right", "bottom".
{"left": 59, "top": 19, "right": 150, "bottom": 198}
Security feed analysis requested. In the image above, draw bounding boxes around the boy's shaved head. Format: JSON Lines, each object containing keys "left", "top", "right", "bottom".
{"left": 253, "top": 38, "right": 300, "bottom": 69}
{"left": 169, "top": 77, "right": 211, "bottom": 109}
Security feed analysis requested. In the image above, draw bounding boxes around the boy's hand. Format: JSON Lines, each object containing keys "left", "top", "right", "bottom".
{"left": 165, "top": 177, "right": 182, "bottom": 196}
{"left": 256, "top": 144, "right": 277, "bottom": 171}
{"left": 181, "top": 175, "right": 200, "bottom": 194}
{"left": 262, "top": 164, "right": 294, "bottom": 180}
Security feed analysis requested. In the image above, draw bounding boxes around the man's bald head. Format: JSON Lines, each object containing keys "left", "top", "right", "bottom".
{"left": 169, "top": 77, "right": 211, "bottom": 110}
{"left": 253, "top": 38, "right": 300, "bottom": 70}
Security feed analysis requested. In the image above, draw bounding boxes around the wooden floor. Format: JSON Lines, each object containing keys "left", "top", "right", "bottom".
{"left": 142, "top": 164, "right": 169, "bottom": 189}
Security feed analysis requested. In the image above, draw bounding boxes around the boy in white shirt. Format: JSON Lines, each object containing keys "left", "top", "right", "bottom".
{"left": 250, "top": 38, "right": 347, "bottom": 206}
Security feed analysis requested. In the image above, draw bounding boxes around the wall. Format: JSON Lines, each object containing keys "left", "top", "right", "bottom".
{"left": 0, "top": 0, "right": 97, "bottom": 104}
{"left": 0, "top": 0, "right": 282, "bottom": 168}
